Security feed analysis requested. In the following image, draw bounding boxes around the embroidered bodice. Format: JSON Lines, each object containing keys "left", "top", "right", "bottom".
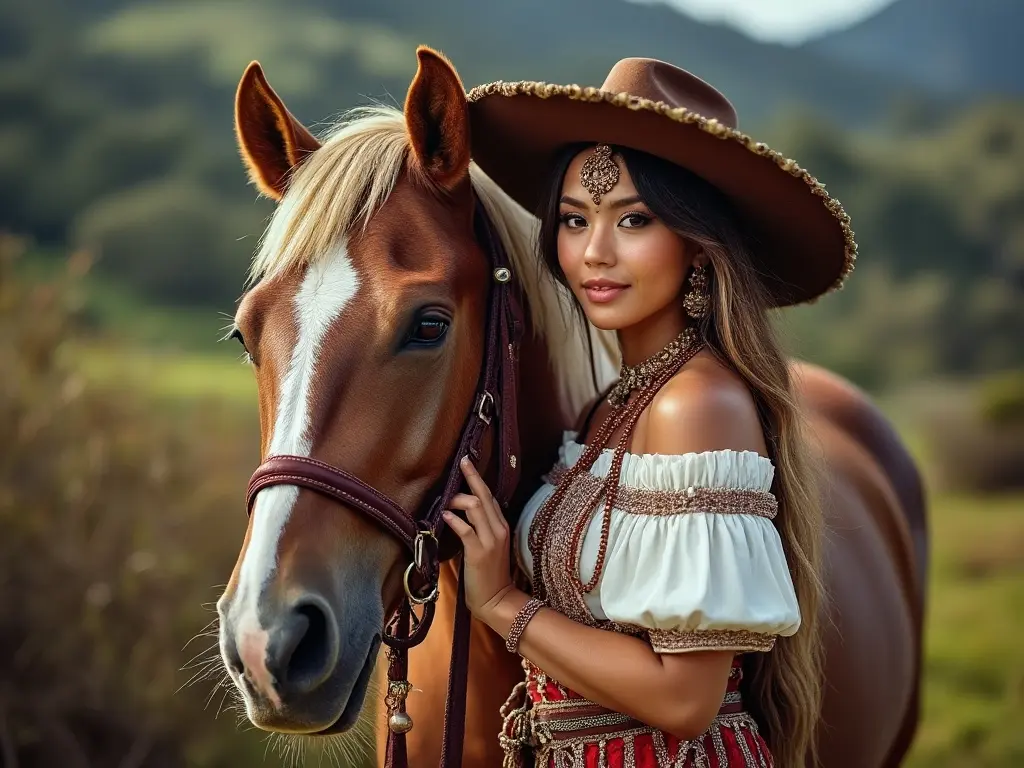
{"left": 515, "top": 431, "right": 801, "bottom": 653}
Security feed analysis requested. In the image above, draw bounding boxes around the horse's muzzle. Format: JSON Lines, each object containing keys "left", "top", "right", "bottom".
{"left": 220, "top": 592, "right": 375, "bottom": 733}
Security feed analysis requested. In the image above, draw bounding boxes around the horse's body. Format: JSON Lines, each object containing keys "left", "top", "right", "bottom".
{"left": 219, "top": 48, "right": 926, "bottom": 768}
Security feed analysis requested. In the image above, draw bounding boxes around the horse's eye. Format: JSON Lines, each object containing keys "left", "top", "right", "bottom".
{"left": 226, "top": 327, "right": 254, "bottom": 364}
{"left": 409, "top": 317, "right": 450, "bottom": 346}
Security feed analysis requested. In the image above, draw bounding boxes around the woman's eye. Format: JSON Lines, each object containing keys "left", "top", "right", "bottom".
{"left": 620, "top": 212, "right": 651, "bottom": 228}
{"left": 409, "top": 317, "right": 450, "bottom": 345}
{"left": 560, "top": 213, "right": 587, "bottom": 229}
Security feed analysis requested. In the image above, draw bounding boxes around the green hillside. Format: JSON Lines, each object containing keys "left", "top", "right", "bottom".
{"left": 2, "top": 0, "right": 1023, "bottom": 387}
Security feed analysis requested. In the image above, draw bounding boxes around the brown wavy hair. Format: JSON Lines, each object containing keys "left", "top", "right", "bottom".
{"left": 536, "top": 144, "right": 826, "bottom": 768}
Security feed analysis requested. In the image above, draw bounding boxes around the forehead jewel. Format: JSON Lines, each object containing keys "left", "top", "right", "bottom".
{"left": 579, "top": 144, "right": 620, "bottom": 205}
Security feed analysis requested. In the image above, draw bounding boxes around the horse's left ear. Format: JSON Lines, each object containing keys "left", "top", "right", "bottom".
{"left": 235, "top": 61, "right": 322, "bottom": 201}
{"left": 404, "top": 46, "right": 471, "bottom": 191}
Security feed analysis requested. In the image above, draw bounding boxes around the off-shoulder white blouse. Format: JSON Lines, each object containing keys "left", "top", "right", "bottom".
{"left": 515, "top": 431, "right": 801, "bottom": 654}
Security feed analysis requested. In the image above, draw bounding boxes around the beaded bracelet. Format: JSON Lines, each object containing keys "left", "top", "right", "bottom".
{"left": 505, "top": 598, "right": 545, "bottom": 654}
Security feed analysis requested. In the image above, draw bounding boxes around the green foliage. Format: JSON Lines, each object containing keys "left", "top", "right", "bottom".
{"left": 772, "top": 100, "right": 1024, "bottom": 387}
{"left": 72, "top": 176, "right": 262, "bottom": 305}
{"left": 84, "top": 1, "right": 416, "bottom": 91}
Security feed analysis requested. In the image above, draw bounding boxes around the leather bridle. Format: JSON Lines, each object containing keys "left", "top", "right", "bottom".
{"left": 245, "top": 202, "right": 525, "bottom": 768}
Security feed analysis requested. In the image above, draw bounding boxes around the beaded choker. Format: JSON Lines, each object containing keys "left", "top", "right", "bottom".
{"left": 607, "top": 326, "right": 701, "bottom": 408}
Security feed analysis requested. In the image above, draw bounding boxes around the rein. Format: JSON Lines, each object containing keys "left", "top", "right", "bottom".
{"left": 245, "top": 200, "right": 525, "bottom": 768}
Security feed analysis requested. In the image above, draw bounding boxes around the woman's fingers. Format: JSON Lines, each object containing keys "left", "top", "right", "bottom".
{"left": 459, "top": 456, "right": 496, "bottom": 510}
{"left": 459, "top": 456, "right": 509, "bottom": 539}
{"left": 441, "top": 508, "right": 478, "bottom": 551}
{"left": 444, "top": 458, "right": 516, "bottom": 617}
{"left": 448, "top": 493, "right": 495, "bottom": 550}
{"left": 443, "top": 457, "right": 513, "bottom": 561}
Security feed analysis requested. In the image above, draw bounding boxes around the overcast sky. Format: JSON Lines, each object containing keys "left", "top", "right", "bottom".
{"left": 641, "top": 0, "right": 898, "bottom": 43}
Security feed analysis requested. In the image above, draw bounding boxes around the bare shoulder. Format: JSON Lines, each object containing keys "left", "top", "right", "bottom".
{"left": 642, "top": 351, "right": 768, "bottom": 457}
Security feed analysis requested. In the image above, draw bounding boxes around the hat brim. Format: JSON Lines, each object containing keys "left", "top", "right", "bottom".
{"left": 467, "top": 81, "right": 856, "bottom": 307}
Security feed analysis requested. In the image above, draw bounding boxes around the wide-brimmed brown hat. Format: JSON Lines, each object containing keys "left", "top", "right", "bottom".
{"left": 466, "top": 58, "right": 856, "bottom": 307}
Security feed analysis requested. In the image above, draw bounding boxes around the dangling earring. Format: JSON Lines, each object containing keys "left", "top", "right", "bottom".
{"left": 682, "top": 265, "right": 711, "bottom": 320}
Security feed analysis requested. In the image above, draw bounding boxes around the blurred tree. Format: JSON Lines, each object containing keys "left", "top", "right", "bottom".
{"left": 72, "top": 178, "right": 262, "bottom": 306}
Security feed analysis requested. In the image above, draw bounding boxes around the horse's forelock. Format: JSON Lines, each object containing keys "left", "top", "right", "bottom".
{"left": 248, "top": 107, "right": 410, "bottom": 286}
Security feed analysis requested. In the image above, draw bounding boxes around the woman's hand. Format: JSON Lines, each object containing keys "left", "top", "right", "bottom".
{"left": 442, "top": 456, "right": 518, "bottom": 623}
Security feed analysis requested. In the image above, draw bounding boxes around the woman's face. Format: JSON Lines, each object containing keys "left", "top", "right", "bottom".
{"left": 556, "top": 147, "right": 700, "bottom": 332}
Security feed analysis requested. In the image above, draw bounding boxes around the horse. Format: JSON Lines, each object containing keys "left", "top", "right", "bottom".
{"left": 215, "top": 47, "right": 927, "bottom": 768}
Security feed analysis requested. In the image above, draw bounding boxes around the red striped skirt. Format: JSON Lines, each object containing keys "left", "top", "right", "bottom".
{"left": 500, "top": 658, "right": 773, "bottom": 768}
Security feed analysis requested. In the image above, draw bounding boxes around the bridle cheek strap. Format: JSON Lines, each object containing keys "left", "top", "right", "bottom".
{"left": 244, "top": 201, "right": 524, "bottom": 768}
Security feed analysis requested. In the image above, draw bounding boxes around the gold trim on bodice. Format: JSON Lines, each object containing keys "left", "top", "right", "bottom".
{"left": 545, "top": 463, "right": 778, "bottom": 519}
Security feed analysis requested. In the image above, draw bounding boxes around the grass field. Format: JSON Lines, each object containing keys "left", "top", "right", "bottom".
{"left": 78, "top": 342, "right": 1023, "bottom": 766}
{"left": 74, "top": 340, "right": 256, "bottom": 404}
{"left": 905, "top": 492, "right": 1024, "bottom": 767}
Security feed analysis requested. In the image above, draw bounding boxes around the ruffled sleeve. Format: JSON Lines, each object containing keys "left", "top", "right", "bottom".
{"left": 567, "top": 441, "right": 802, "bottom": 654}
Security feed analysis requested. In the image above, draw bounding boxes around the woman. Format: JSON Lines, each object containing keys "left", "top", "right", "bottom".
{"left": 442, "top": 58, "right": 856, "bottom": 767}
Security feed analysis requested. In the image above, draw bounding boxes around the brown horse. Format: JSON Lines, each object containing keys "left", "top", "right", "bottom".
{"left": 216, "top": 48, "right": 927, "bottom": 767}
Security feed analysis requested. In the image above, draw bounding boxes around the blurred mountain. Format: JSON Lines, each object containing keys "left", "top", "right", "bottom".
{"left": 807, "top": 0, "right": 1023, "bottom": 97}
{"left": 34, "top": 0, "right": 948, "bottom": 131}
{"left": 293, "top": 0, "right": 932, "bottom": 128}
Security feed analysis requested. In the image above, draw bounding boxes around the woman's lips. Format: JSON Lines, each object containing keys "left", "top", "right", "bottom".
{"left": 583, "top": 285, "right": 628, "bottom": 304}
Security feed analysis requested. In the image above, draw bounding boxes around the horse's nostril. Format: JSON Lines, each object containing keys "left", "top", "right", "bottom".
{"left": 266, "top": 597, "right": 338, "bottom": 696}
{"left": 222, "top": 633, "right": 244, "bottom": 679}
{"left": 288, "top": 602, "right": 329, "bottom": 684}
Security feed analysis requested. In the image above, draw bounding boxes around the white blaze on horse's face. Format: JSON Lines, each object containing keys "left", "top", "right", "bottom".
{"left": 224, "top": 246, "right": 359, "bottom": 701}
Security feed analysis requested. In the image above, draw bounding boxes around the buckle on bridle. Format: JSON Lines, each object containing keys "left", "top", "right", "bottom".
{"left": 414, "top": 529, "right": 438, "bottom": 572}
{"left": 403, "top": 562, "right": 439, "bottom": 605}
{"left": 476, "top": 391, "right": 494, "bottom": 425}
{"left": 403, "top": 530, "right": 440, "bottom": 605}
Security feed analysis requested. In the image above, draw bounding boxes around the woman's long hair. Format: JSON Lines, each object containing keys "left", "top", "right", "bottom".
{"left": 536, "top": 144, "right": 825, "bottom": 768}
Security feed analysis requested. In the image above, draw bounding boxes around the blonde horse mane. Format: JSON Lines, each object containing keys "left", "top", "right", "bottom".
{"left": 249, "top": 105, "right": 616, "bottom": 417}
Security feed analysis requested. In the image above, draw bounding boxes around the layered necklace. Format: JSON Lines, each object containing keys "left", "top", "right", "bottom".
{"left": 528, "top": 326, "right": 703, "bottom": 600}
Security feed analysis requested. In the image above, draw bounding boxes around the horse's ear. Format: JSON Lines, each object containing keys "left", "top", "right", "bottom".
{"left": 404, "top": 46, "right": 471, "bottom": 191}
{"left": 234, "top": 61, "right": 321, "bottom": 201}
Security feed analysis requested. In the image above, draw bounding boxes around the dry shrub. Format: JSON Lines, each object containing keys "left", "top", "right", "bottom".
{"left": 0, "top": 237, "right": 267, "bottom": 767}
{"left": 924, "top": 372, "right": 1024, "bottom": 493}
{"left": 978, "top": 370, "right": 1024, "bottom": 427}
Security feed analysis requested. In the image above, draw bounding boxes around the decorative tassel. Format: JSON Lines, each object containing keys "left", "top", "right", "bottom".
{"left": 499, "top": 680, "right": 533, "bottom": 768}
